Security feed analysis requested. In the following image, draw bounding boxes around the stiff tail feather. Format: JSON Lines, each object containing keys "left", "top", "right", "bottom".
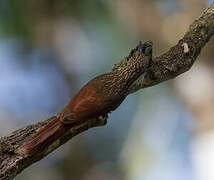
{"left": 18, "top": 116, "right": 70, "bottom": 155}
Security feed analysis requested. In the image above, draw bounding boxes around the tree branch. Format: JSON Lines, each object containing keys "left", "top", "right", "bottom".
{"left": 1, "top": 3, "right": 214, "bottom": 180}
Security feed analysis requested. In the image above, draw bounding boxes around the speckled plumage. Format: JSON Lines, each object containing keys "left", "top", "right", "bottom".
{"left": 19, "top": 41, "right": 152, "bottom": 155}
{"left": 59, "top": 41, "right": 153, "bottom": 123}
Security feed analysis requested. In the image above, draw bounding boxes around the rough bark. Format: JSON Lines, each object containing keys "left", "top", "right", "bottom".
{"left": 1, "top": 3, "right": 214, "bottom": 180}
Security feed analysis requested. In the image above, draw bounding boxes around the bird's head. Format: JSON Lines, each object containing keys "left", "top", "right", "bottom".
{"left": 137, "top": 41, "right": 153, "bottom": 56}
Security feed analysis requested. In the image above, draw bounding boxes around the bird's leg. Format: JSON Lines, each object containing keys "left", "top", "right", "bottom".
{"left": 97, "top": 114, "right": 108, "bottom": 125}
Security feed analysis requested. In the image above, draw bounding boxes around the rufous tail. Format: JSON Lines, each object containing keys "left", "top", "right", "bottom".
{"left": 18, "top": 116, "right": 70, "bottom": 155}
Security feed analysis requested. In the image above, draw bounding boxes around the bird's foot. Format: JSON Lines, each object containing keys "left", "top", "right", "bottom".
{"left": 97, "top": 114, "right": 108, "bottom": 126}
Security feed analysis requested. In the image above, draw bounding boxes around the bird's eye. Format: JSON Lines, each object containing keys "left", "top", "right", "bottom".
{"left": 145, "top": 47, "right": 152, "bottom": 55}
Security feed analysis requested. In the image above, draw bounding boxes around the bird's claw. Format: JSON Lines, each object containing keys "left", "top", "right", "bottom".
{"left": 97, "top": 114, "right": 108, "bottom": 126}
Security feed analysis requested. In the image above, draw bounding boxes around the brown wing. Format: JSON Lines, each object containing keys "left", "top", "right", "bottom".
{"left": 60, "top": 73, "right": 125, "bottom": 124}
{"left": 61, "top": 85, "right": 106, "bottom": 124}
{"left": 73, "top": 90, "right": 102, "bottom": 118}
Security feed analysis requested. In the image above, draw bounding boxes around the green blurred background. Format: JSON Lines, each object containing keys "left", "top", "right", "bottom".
{"left": 1, "top": 0, "right": 214, "bottom": 180}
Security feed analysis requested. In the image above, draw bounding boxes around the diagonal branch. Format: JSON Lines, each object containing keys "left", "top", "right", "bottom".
{"left": 1, "top": 3, "right": 214, "bottom": 180}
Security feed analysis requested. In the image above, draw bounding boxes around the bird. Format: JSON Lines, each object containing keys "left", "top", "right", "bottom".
{"left": 18, "top": 41, "right": 153, "bottom": 156}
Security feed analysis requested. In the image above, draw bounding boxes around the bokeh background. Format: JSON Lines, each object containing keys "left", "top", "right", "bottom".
{"left": 0, "top": 0, "right": 214, "bottom": 180}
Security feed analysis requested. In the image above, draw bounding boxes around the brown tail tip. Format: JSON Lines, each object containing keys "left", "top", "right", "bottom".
{"left": 17, "top": 145, "right": 30, "bottom": 156}
{"left": 17, "top": 117, "right": 65, "bottom": 156}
